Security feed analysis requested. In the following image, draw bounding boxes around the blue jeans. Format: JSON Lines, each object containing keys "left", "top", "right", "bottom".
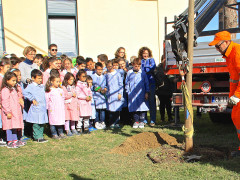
{"left": 95, "top": 109, "right": 105, "bottom": 123}
{"left": 149, "top": 83, "right": 156, "bottom": 123}
{"left": 109, "top": 111, "right": 120, "bottom": 125}
{"left": 50, "top": 125, "right": 64, "bottom": 136}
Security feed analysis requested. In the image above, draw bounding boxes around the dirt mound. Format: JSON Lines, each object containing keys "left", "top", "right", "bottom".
{"left": 147, "top": 145, "right": 230, "bottom": 163}
{"left": 110, "top": 132, "right": 180, "bottom": 155}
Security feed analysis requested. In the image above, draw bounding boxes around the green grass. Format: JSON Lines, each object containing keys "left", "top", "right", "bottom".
{"left": 0, "top": 109, "right": 240, "bottom": 179}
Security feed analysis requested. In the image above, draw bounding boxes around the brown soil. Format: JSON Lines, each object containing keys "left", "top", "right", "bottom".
{"left": 147, "top": 145, "right": 230, "bottom": 163}
{"left": 110, "top": 132, "right": 180, "bottom": 155}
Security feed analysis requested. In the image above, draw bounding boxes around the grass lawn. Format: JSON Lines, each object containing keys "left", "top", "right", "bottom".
{"left": 0, "top": 109, "right": 240, "bottom": 179}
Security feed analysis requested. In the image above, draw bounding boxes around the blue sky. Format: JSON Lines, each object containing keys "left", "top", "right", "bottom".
{"left": 197, "top": 0, "right": 239, "bottom": 42}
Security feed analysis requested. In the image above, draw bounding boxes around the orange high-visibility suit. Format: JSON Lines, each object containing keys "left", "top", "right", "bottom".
{"left": 224, "top": 41, "right": 240, "bottom": 150}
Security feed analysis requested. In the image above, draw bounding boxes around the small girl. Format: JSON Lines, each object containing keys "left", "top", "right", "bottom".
{"left": 11, "top": 69, "right": 24, "bottom": 140}
{"left": 86, "top": 75, "right": 97, "bottom": 131}
{"left": 62, "top": 72, "right": 80, "bottom": 136}
{"left": 45, "top": 75, "right": 66, "bottom": 139}
{"left": 106, "top": 60, "right": 123, "bottom": 128}
{"left": 76, "top": 70, "right": 92, "bottom": 133}
{"left": 62, "top": 58, "right": 75, "bottom": 76}
{"left": 11, "top": 69, "right": 24, "bottom": 103}
{"left": 0, "top": 58, "right": 11, "bottom": 146}
{"left": 0, "top": 58, "right": 11, "bottom": 85}
{"left": 1, "top": 72, "right": 25, "bottom": 148}
{"left": 43, "top": 57, "right": 64, "bottom": 84}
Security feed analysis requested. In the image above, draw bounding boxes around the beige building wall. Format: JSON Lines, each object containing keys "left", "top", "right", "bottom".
{"left": 2, "top": 0, "right": 48, "bottom": 57}
{"left": 0, "top": 0, "right": 187, "bottom": 61}
{"left": 77, "top": 0, "right": 188, "bottom": 63}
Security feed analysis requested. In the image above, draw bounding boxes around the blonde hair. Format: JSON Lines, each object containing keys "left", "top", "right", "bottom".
{"left": 23, "top": 46, "right": 36, "bottom": 56}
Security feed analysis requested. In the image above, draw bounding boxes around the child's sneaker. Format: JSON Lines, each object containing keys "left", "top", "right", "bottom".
{"left": 110, "top": 124, "right": 120, "bottom": 128}
{"left": 7, "top": 142, "right": 19, "bottom": 148}
{"left": 0, "top": 138, "right": 6, "bottom": 147}
{"left": 21, "top": 136, "right": 30, "bottom": 141}
{"left": 114, "top": 124, "right": 120, "bottom": 128}
{"left": 59, "top": 133, "right": 66, "bottom": 139}
{"left": 83, "top": 128, "right": 90, "bottom": 134}
{"left": 52, "top": 135, "right": 60, "bottom": 139}
{"left": 16, "top": 140, "right": 27, "bottom": 147}
{"left": 95, "top": 122, "right": 103, "bottom": 129}
{"left": 72, "top": 129, "right": 81, "bottom": 135}
{"left": 66, "top": 130, "right": 73, "bottom": 137}
{"left": 89, "top": 127, "right": 97, "bottom": 132}
{"left": 101, "top": 122, "right": 106, "bottom": 129}
{"left": 133, "top": 122, "right": 139, "bottom": 128}
{"left": 34, "top": 138, "right": 48, "bottom": 143}
{"left": 110, "top": 124, "right": 115, "bottom": 128}
{"left": 139, "top": 122, "right": 145, "bottom": 128}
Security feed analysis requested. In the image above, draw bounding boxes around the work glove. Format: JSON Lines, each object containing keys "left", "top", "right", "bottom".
{"left": 229, "top": 95, "right": 240, "bottom": 106}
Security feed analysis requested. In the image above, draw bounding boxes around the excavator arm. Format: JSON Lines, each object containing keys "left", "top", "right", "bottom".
{"left": 166, "top": 0, "right": 227, "bottom": 65}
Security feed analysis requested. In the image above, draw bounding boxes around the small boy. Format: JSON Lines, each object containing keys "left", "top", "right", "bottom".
{"left": 105, "top": 60, "right": 123, "bottom": 128}
{"left": 97, "top": 54, "right": 108, "bottom": 74}
{"left": 112, "top": 59, "right": 119, "bottom": 70}
{"left": 125, "top": 58, "right": 149, "bottom": 129}
{"left": 23, "top": 69, "right": 48, "bottom": 143}
{"left": 92, "top": 62, "right": 107, "bottom": 129}
{"left": 74, "top": 56, "right": 86, "bottom": 76}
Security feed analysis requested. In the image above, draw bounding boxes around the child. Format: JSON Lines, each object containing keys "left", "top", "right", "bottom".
{"left": 125, "top": 58, "right": 149, "bottom": 129}
{"left": 62, "top": 72, "right": 80, "bottom": 136}
{"left": 33, "top": 54, "right": 44, "bottom": 70}
{"left": 62, "top": 58, "right": 75, "bottom": 75}
{"left": 11, "top": 69, "right": 25, "bottom": 139}
{"left": 23, "top": 69, "right": 48, "bottom": 143}
{"left": 11, "top": 69, "right": 24, "bottom": 98}
{"left": 0, "top": 58, "right": 11, "bottom": 146}
{"left": 43, "top": 57, "right": 63, "bottom": 84}
{"left": 92, "top": 62, "right": 107, "bottom": 129}
{"left": 1, "top": 72, "right": 25, "bottom": 148}
{"left": 10, "top": 57, "right": 21, "bottom": 69}
{"left": 76, "top": 70, "right": 92, "bottom": 133}
{"left": 86, "top": 75, "right": 97, "bottom": 131}
{"left": 97, "top": 54, "right": 108, "bottom": 74}
{"left": 138, "top": 46, "right": 156, "bottom": 126}
{"left": 86, "top": 57, "right": 95, "bottom": 76}
{"left": 112, "top": 59, "right": 119, "bottom": 70}
{"left": 45, "top": 75, "right": 66, "bottom": 139}
{"left": 106, "top": 61, "right": 123, "bottom": 128}
{"left": 73, "top": 57, "right": 86, "bottom": 76}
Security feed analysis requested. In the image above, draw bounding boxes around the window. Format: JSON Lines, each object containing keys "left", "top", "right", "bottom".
{"left": 47, "top": 0, "right": 78, "bottom": 57}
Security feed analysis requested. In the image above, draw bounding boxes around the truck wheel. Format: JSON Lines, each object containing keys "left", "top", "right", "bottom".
{"left": 208, "top": 112, "right": 232, "bottom": 123}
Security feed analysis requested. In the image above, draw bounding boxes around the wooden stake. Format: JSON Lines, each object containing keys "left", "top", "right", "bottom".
{"left": 185, "top": 0, "right": 194, "bottom": 152}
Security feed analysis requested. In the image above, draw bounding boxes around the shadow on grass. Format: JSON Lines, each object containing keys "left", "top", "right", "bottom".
{"left": 69, "top": 174, "right": 93, "bottom": 180}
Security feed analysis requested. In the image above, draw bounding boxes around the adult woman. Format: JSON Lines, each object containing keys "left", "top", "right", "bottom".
{"left": 19, "top": 46, "right": 38, "bottom": 87}
{"left": 138, "top": 47, "right": 156, "bottom": 126}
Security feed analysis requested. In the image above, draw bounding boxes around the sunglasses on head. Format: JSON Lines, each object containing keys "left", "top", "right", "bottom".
{"left": 51, "top": 49, "right": 57, "bottom": 52}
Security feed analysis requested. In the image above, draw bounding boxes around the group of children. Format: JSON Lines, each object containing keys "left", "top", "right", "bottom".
{"left": 0, "top": 47, "right": 152, "bottom": 148}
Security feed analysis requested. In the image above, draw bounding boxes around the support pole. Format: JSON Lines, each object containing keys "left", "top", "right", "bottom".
{"left": 185, "top": 0, "right": 194, "bottom": 152}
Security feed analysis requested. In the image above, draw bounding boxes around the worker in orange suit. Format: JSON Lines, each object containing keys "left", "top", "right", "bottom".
{"left": 209, "top": 31, "right": 240, "bottom": 157}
